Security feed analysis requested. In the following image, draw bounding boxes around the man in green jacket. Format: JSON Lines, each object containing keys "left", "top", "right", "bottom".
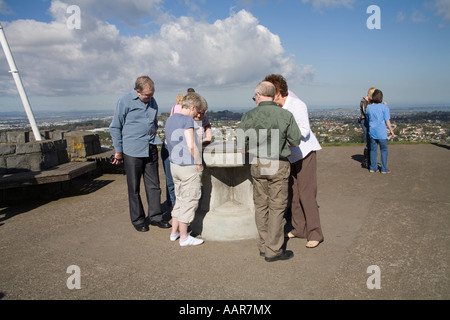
{"left": 238, "top": 81, "right": 301, "bottom": 262}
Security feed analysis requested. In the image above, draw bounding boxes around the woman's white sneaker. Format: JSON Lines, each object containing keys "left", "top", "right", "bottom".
{"left": 179, "top": 235, "right": 204, "bottom": 247}
{"left": 170, "top": 232, "right": 180, "bottom": 242}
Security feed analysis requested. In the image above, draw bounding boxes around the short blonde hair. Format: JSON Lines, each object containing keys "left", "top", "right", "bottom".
{"left": 176, "top": 94, "right": 184, "bottom": 105}
{"left": 368, "top": 87, "right": 377, "bottom": 100}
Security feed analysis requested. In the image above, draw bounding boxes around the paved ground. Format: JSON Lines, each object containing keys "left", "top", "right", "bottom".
{"left": 0, "top": 144, "right": 449, "bottom": 301}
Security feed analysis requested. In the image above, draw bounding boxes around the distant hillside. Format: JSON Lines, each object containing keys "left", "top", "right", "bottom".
{"left": 159, "top": 110, "right": 244, "bottom": 121}
{"left": 207, "top": 110, "right": 243, "bottom": 121}
{"left": 393, "top": 111, "right": 450, "bottom": 122}
{"left": 41, "top": 120, "right": 112, "bottom": 131}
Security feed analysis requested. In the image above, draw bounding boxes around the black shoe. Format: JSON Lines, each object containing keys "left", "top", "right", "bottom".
{"left": 149, "top": 220, "right": 172, "bottom": 229}
{"left": 134, "top": 224, "right": 149, "bottom": 232}
{"left": 264, "top": 250, "right": 294, "bottom": 262}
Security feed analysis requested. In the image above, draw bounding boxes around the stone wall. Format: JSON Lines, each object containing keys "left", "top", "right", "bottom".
{"left": 63, "top": 131, "right": 102, "bottom": 160}
{"left": 0, "top": 130, "right": 102, "bottom": 174}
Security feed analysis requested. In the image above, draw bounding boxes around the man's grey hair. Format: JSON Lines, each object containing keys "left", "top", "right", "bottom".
{"left": 255, "top": 81, "right": 276, "bottom": 98}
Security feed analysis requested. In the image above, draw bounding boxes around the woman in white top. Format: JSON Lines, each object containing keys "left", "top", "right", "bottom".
{"left": 264, "top": 74, "right": 324, "bottom": 248}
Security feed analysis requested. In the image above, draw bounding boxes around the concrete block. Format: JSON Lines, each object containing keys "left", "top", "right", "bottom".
{"left": 0, "top": 144, "right": 16, "bottom": 156}
{"left": 57, "top": 149, "right": 70, "bottom": 164}
{"left": 48, "top": 130, "right": 68, "bottom": 140}
{"left": 28, "top": 131, "right": 52, "bottom": 142}
{"left": 6, "top": 131, "right": 30, "bottom": 143}
{"left": 15, "top": 141, "right": 58, "bottom": 155}
{"left": 86, "top": 140, "right": 102, "bottom": 156}
{"left": 0, "top": 157, "right": 6, "bottom": 174}
{"left": 0, "top": 131, "right": 8, "bottom": 143}
{"left": 42, "top": 151, "right": 59, "bottom": 169}
{"left": 66, "top": 135, "right": 87, "bottom": 158}
{"left": 26, "top": 153, "right": 44, "bottom": 172}
{"left": 53, "top": 139, "right": 67, "bottom": 151}
{"left": 52, "top": 140, "right": 69, "bottom": 164}
{"left": 41, "top": 141, "right": 57, "bottom": 153}
{"left": 6, "top": 154, "right": 43, "bottom": 172}
{"left": 16, "top": 142, "right": 41, "bottom": 155}
{"left": 65, "top": 132, "right": 102, "bottom": 158}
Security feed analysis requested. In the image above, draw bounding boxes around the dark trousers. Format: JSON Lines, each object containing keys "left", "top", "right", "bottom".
{"left": 290, "top": 151, "right": 324, "bottom": 242}
{"left": 123, "top": 145, "right": 163, "bottom": 227}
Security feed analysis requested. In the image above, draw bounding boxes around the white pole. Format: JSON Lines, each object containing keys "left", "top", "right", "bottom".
{"left": 0, "top": 23, "right": 42, "bottom": 141}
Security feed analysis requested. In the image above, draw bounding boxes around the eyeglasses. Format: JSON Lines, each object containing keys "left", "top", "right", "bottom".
{"left": 252, "top": 93, "right": 260, "bottom": 101}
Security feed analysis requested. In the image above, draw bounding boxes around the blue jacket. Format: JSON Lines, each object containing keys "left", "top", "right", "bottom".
{"left": 367, "top": 103, "right": 391, "bottom": 140}
{"left": 109, "top": 91, "right": 162, "bottom": 157}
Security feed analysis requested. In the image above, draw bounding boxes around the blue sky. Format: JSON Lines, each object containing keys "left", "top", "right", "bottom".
{"left": 0, "top": 0, "right": 449, "bottom": 113}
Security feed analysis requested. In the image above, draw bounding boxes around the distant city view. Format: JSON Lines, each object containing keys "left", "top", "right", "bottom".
{"left": 1, "top": 105, "right": 450, "bottom": 147}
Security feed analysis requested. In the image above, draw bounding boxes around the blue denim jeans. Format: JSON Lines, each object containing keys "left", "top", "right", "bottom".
{"left": 161, "top": 142, "right": 176, "bottom": 207}
{"left": 369, "top": 138, "right": 388, "bottom": 172}
{"left": 360, "top": 119, "right": 370, "bottom": 150}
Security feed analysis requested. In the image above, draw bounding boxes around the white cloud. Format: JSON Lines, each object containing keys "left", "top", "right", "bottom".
{"left": 300, "top": 0, "right": 355, "bottom": 11}
{"left": 0, "top": 1, "right": 310, "bottom": 100}
{"left": 0, "top": 0, "right": 13, "bottom": 15}
{"left": 411, "top": 8, "right": 427, "bottom": 23}
{"left": 434, "top": 0, "right": 450, "bottom": 21}
{"left": 62, "top": 0, "right": 167, "bottom": 26}
{"left": 396, "top": 11, "right": 406, "bottom": 23}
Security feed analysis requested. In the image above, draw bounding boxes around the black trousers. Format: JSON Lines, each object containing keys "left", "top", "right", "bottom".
{"left": 123, "top": 145, "right": 163, "bottom": 227}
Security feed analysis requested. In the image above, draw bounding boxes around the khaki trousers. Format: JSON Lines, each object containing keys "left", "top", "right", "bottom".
{"left": 251, "top": 159, "right": 290, "bottom": 258}
{"left": 170, "top": 163, "right": 202, "bottom": 224}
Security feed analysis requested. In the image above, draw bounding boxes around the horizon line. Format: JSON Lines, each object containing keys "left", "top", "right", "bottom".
{"left": 2, "top": 104, "right": 450, "bottom": 115}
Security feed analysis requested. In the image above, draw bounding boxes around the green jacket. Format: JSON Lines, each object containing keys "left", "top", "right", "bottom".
{"left": 238, "top": 101, "right": 302, "bottom": 160}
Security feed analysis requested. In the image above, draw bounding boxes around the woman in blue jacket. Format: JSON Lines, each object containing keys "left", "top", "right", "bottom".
{"left": 366, "top": 89, "right": 396, "bottom": 174}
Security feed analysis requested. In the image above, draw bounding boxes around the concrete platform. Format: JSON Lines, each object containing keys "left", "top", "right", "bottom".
{"left": 0, "top": 144, "right": 448, "bottom": 301}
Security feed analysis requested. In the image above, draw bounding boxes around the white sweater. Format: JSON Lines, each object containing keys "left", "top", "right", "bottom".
{"left": 282, "top": 91, "right": 322, "bottom": 163}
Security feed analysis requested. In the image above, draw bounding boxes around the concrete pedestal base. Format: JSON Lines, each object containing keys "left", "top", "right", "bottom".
{"left": 191, "top": 142, "right": 258, "bottom": 241}
{"left": 201, "top": 201, "right": 256, "bottom": 241}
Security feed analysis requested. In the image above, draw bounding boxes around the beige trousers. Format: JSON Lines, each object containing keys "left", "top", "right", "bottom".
{"left": 251, "top": 159, "right": 290, "bottom": 258}
{"left": 170, "top": 163, "right": 202, "bottom": 224}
